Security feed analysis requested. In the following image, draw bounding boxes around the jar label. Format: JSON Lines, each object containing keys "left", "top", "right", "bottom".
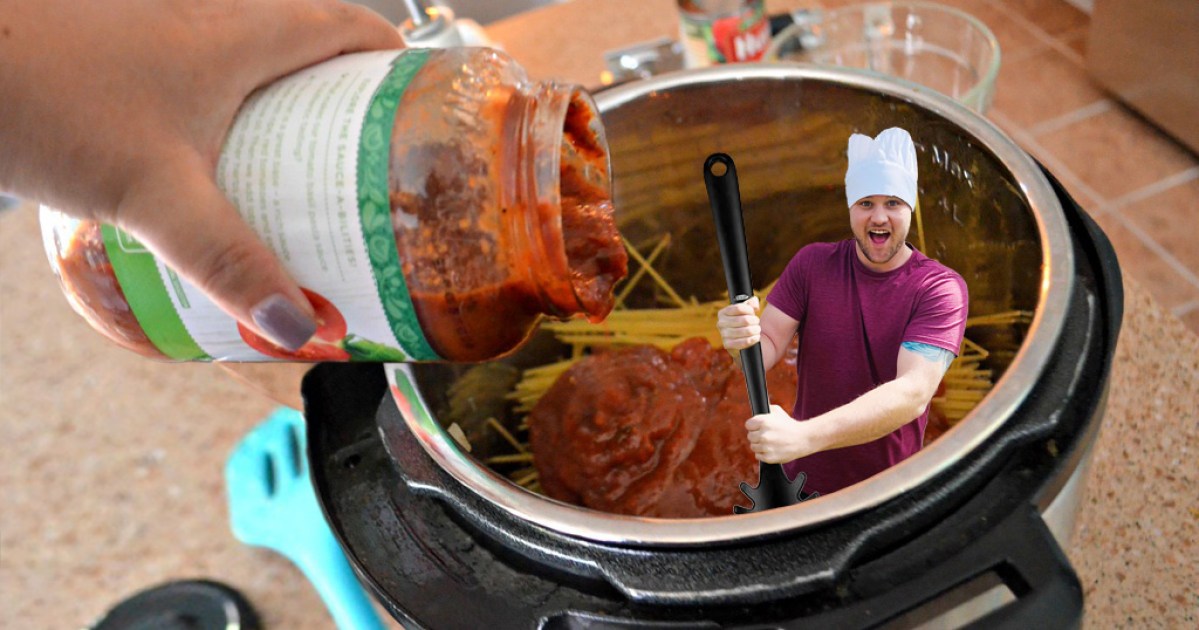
{"left": 679, "top": 1, "right": 770, "bottom": 67}
{"left": 96, "top": 50, "right": 442, "bottom": 361}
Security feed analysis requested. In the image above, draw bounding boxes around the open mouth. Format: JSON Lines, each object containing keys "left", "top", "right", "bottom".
{"left": 868, "top": 229, "right": 890, "bottom": 246}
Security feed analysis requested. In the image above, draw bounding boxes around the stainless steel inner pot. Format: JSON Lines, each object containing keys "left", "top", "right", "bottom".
{"left": 393, "top": 64, "right": 1076, "bottom": 545}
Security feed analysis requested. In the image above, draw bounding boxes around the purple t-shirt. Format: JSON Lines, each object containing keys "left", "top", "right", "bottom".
{"left": 766, "top": 239, "right": 968, "bottom": 495}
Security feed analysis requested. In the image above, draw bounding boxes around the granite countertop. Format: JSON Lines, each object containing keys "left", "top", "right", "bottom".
{"left": 1, "top": 1, "right": 1195, "bottom": 628}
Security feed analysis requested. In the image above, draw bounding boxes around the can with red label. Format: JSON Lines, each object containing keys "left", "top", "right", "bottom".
{"left": 677, "top": 0, "right": 771, "bottom": 67}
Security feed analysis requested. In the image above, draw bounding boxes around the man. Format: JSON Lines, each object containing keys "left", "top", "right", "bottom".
{"left": 716, "top": 127, "right": 969, "bottom": 496}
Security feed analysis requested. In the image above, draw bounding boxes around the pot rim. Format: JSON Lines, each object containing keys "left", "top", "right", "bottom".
{"left": 388, "top": 63, "right": 1076, "bottom": 546}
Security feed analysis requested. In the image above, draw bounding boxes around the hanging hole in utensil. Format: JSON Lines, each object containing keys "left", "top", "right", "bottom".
{"left": 263, "top": 453, "right": 276, "bottom": 496}
{"left": 287, "top": 425, "right": 304, "bottom": 477}
{"left": 709, "top": 160, "right": 728, "bottom": 177}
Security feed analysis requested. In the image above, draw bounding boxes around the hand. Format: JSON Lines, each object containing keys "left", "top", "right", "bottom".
{"left": 717, "top": 296, "right": 761, "bottom": 351}
{"left": 0, "top": 0, "right": 404, "bottom": 350}
{"left": 745, "top": 404, "right": 815, "bottom": 463}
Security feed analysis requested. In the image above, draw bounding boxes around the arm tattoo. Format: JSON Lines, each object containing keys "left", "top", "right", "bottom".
{"left": 901, "top": 341, "right": 956, "bottom": 374}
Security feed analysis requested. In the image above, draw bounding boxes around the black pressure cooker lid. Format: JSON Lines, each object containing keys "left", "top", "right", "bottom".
{"left": 89, "top": 580, "right": 261, "bottom": 630}
{"left": 303, "top": 169, "right": 1121, "bottom": 630}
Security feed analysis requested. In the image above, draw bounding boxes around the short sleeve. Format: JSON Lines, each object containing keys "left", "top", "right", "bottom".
{"left": 904, "top": 271, "right": 969, "bottom": 355}
{"left": 766, "top": 247, "right": 809, "bottom": 323}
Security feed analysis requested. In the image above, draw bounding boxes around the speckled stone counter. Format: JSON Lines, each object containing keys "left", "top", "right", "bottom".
{"left": 1, "top": 1, "right": 1195, "bottom": 628}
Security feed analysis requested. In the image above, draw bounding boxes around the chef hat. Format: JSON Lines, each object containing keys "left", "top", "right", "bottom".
{"left": 844, "top": 127, "right": 918, "bottom": 209}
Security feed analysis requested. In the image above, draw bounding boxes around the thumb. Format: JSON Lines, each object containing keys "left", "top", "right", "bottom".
{"left": 117, "top": 157, "right": 317, "bottom": 352}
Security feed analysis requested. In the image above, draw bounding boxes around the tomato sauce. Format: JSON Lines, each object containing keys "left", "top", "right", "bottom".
{"left": 54, "top": 223, "right": 166, "bottom": 359}
{"left": 529, "top": 337, "right": 799, "bottom": 518}
{"left": 399, "top": 100, "right": 627, "bottom": 362}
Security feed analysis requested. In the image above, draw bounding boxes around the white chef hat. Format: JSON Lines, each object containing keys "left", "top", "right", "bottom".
{"left": 844, "top": 127, "right": 918, "bottom": 209}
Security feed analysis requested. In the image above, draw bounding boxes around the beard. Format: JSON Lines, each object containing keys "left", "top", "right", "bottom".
{"left": 854, "top": 230, "right": 906, "bottom": 265}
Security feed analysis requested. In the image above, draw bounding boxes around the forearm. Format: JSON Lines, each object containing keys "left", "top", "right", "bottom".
{"left": 804, "top": 379, "right": 927, "bottom": 453}
{"left": 0, "top": 1, "right": 58, "bottom": 197}
{"left": 758, "top": 328, "right": 787, "bottom": 370}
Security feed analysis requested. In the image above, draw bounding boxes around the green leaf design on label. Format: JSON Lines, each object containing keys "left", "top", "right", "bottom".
{"left": 101, "top": 225, "right": 209, "bottom": 360}
{"left": 343, "top": 335, "right": 408, "bottom": 362}
{"left": 357, "top": 49, "right": 442, "bottom": 361}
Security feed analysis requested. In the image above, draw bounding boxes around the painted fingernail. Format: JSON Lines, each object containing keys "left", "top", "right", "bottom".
{"left": 250, "top": 294, "right": 317, "bottom": 351}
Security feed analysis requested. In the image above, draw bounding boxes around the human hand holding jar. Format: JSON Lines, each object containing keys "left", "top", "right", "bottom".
{"left": 4, "top": 0, "right": 404, "bottom": 353}
{"left": 26, "top": 4, "right": 627, "bottom": 364}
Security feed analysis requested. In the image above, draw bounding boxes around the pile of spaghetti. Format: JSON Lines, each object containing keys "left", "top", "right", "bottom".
{"left": 458, "top": 234, "right": 1031, "bottom": 516}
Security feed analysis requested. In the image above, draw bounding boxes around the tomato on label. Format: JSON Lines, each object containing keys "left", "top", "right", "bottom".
{"left": 238, "top": 288, "right": 351, "bottom": 361}
{"left": 710, "top": 14, "right": 770, "bottom": 63}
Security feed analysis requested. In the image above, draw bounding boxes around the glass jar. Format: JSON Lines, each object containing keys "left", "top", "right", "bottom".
{"left": 676, "top": 0, "right": 770, "bottom": 68}
{"left": 40, "top": 48, "right": 628, "bottom": 363}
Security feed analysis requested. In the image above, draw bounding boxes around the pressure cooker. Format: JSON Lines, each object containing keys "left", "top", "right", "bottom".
{"left": 300, "top": 65, "right": 1123, "bottom": 629}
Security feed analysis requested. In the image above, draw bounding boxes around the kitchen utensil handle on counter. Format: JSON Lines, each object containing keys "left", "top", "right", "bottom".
{"left": 226, "top": 409, "right": 386, "bottom": 630}
{"left": 289, "top": 531, "right": 387, "bottom": 630}
{"left": 704, "top": 153, "right": 814, "bottom": 513}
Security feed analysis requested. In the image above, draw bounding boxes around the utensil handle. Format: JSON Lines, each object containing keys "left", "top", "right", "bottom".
{"left": 739, "top": 346, "right": 771, "bottom": 416}
{"left": 292, "top": 533, "right": 387, "bottom": 630}
{"left": 704, "top": 153, "right": 770, "bottom": 416}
